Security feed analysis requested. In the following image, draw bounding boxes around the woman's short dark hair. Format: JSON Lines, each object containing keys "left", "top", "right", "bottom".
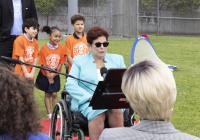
{"left": 87, "top": 26, "right": 109, "bottom": 45}
{"left": 0, "top": 66, "right": 42, "bottom": 139}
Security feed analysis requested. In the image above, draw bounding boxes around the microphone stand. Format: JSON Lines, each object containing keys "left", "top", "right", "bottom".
{"left": 0, "top": 56, "right": 97, "bottom": 86}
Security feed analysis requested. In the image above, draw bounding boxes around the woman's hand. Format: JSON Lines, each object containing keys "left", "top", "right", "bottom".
{"left": 89, "top": 96, "right": 93, "bottom": 101}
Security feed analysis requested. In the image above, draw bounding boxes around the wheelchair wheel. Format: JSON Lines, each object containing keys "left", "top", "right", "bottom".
{"left": 60, "top": 99, "right": 85, "bottom": 140}
{"left": 73, "top": 129, "right": 85, "bottom": 140}
{"left": 50, "top": 99, "right": 70, "bottom": 140}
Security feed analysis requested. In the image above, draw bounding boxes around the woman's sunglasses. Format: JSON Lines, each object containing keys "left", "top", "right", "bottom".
{"left": 94, "top": 42, "right": 109, "bottom": 48}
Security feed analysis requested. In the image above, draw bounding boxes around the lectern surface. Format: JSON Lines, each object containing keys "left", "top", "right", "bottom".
{"left": 89, "top": 68, "right": 129, "bottom": 109}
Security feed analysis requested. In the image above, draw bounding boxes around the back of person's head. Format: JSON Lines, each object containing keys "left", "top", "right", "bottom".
{"left": 86, "top": 26, "right": 109, "bottom": 45}
{"left": 42, "top": 26, "right": 61, "bottom": 35}
{"left": 71, "top": 13, "right": 85, "bottom": 25}
{"left": 22, "top": 18, "right": 39, "bottom": 33}
{"left": 0, "top": 66, "right": 41, "bottom": 139}
{"left": 122, "top": 60, "right": 177, "bottom": 121}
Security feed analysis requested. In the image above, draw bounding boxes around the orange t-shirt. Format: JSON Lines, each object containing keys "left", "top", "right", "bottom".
{"left": 12, "top": 34, "right": 39, "bottom": 77}
{"left": 65, "top": 34, "right": 89, "bottom": 71}
{"left": 38, "top": 44, "right": 66, "bottom": 76}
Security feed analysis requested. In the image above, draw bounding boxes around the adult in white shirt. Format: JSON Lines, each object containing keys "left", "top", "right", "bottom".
{"left": 0, "top": 0, "right": 38, "bottom": 65}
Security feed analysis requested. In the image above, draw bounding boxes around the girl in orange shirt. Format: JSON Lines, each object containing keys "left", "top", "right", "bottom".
{"left": 35, "top": 26, "right": 66, "bottom": 119}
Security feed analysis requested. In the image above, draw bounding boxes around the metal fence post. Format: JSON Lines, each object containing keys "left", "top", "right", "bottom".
{"left": 67, "top": 0, "right": 78, "bottom": 35}
{"left": 92, "top": 0, "right": 95, "bottom": 27}
{"left": 157, "top": 0, "right": 160, "bottom": 35}
{"left": 136, "top": 0, "right": 139, "bottom": 36}
{"left": 110, "top": 0, "right": 113, "bottom": 34}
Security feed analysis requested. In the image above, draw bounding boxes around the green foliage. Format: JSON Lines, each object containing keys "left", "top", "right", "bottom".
{"left": 140, "top": 0, "right": 200, "bottom": 14}
{"left": 167, "top": 0, "right": 200, "bottom": 13}
{"left": 35, "top": 0, "right": 68, "bottom": 25}
{"left": 35, "top": 0, "right": 68, "bottom": 16}
{"left": 79, "top": 0, "right": 109, "bottom": 7}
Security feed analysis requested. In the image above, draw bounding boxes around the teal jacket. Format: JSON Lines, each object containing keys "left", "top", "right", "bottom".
{"left": 65, "top": 52, "right": 126, "bottom": 121}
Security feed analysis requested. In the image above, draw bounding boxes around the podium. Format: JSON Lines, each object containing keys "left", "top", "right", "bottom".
{"left": 89, "top": 68, "right": 130, "bottom": 109}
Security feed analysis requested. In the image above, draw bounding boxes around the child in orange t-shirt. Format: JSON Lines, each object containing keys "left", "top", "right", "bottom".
{"left": 65, "top": 13, "right": 90, "bottom": 73}
{"left": 35, "top": 26, "right": 66, "bottom": 119}
{"left": 12, "top": 18, "right": 39, "bottom": 81}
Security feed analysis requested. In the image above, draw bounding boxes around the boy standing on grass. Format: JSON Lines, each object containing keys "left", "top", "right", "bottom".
{"left": 65, "top": 13, "right": 90, "bottom": 73}
{"left": 12, "top": 18, "right": 39, "bottom": 82}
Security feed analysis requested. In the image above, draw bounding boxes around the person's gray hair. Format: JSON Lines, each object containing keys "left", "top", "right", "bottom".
{"left": 121, "top": 60, "right": 177, "bottom": 120}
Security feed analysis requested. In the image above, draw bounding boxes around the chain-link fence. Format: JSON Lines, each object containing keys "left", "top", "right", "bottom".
{"left": 138, "top": 0, "right": 200, "bottom": 35}
{"left": 37, "top": 0, "right": 137, "bottom": 38}
{"left": 79, "top": 0, "right": 112, "bottom": 33}
{"left": 37, "top": 0, "right": 200, "bottom": 37}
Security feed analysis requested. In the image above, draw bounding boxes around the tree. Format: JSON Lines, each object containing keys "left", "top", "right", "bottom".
{"left": 140, "top": 0, "right": 200, "bottom": 14}
{"left": 35, "top": 0, "right": 68, "bottom": 25}
{"left": 168, "top": 0, "right": 200, "bottom": 13}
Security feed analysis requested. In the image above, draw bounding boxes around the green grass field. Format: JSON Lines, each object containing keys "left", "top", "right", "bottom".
{"left": 35, "top": 35, "right": 200, "bottom": 137}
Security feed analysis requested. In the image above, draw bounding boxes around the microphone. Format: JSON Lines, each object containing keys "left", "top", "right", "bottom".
{"left": 0, "top": 56, "right": 23, "bottom": 64}
{"left": 0, "top": 56, "right": 97, "bottom": 86}
{"left": 100, "top": 67, "right": 107, "bottom": 80}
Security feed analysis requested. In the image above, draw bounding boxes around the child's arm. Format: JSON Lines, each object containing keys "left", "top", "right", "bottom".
{"left": 66, "top": 55, "right": 73, "bottom": 66}
{"left": 29, "top": 57, "right": 38, "bottom": 78}
{"left": 43, "top": 65, "right": 54, "bottom": 84}
{"left": 57, "top": 64, "right": 62, "bottom": 72}
{"left": 51, "top": 64, "right": 62, "bottom": 78}
{"left": 19, "top": 56, "right": 31, "bottom": 78}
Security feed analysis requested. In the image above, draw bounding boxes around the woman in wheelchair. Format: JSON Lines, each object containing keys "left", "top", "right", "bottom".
{"left": 65, "top": 26, "right": 126, "bottom": 140}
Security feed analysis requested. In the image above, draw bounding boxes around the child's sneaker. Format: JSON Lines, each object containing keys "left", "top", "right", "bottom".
{"left": 47, "top": 114, "right": 52, "bottom": 119}
{"left": 49, "top": 114, "right": 60, "bottom": 119}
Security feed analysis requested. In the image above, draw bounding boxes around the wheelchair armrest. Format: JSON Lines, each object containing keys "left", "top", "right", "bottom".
{"left": 61, "top": 90, "right": 70, "bottom": 99}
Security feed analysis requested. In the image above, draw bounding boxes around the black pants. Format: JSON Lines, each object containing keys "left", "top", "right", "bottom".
{"left": 0, "top": 36, "right": 18, "bottom": 66}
